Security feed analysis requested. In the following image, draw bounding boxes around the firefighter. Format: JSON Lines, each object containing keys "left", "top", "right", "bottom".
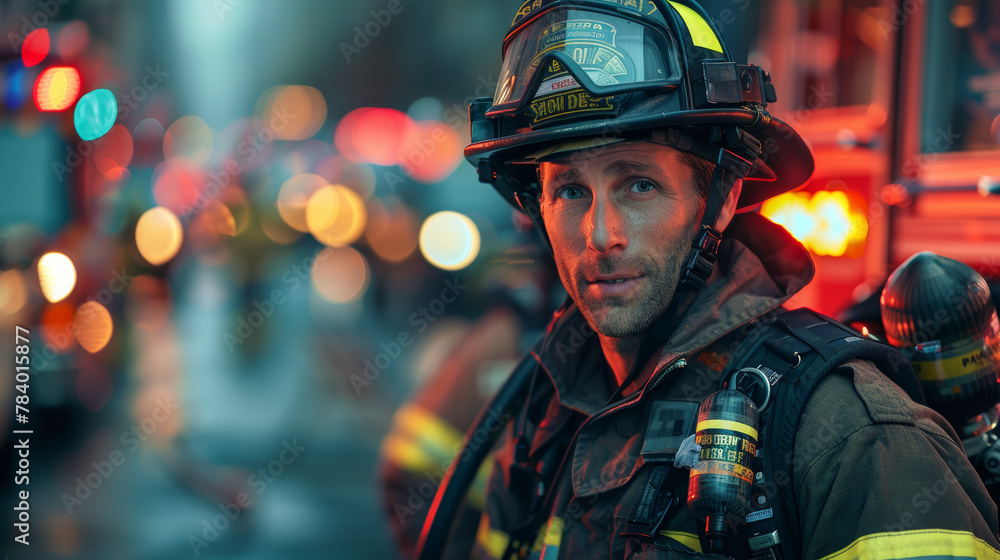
{"left": 882, "top": 251, "right": 1000, "bottom": 508}
{"left": 442, "top": 1, "right": 1000, "bottom": 558}
{"left": 380, "top": 236, "right": 559, "bottom": 559}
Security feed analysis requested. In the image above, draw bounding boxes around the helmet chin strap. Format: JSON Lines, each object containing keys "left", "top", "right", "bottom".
{"left": 609, "top": 163, "right": 733, "bottom": 398}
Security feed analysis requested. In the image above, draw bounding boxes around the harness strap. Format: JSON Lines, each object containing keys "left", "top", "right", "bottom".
{"left": 620, "top": 465, "right": 685, "bottom": 542}
{"left": 718, "top": 308, "right": 924, "bottom": 559}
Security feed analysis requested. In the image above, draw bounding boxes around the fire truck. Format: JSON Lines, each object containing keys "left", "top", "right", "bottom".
{"left": 732, "top": 0, "right": 1000, "bottom": 319}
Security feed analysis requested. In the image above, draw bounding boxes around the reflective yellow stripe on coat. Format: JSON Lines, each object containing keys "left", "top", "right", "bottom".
{"left": 820, "top": 529, "right": 1000, "bottom": 560}
{"left": 381, "top": 404, "right": 491, "bottom": 509}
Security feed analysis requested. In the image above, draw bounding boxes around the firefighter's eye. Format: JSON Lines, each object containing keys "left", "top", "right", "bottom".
{"left": 557, "top": 186, "right": 584, "bottom": 200}
{"left": 630, "top": 179, "right": 657, "bottom": 193}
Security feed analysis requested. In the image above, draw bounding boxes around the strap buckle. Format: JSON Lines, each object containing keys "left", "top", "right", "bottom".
{"left": 679, "top": 225, "right": 723, "bottom": 292}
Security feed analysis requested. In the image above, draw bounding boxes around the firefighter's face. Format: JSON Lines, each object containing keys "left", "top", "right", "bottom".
{"left": 539, "top": 143, "right": 704, "bottom": 338}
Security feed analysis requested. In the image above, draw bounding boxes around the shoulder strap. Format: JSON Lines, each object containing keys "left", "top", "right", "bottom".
{"left": 721, "top": 308, "right": 924, "bottom": 559}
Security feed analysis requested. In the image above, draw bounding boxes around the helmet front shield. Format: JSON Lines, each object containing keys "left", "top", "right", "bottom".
{"left": 488, "top": 5, "right": 684, "bottom": 126}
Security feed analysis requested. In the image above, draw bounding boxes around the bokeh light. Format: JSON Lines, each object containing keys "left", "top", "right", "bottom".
{"left": 365, "top": 198, "right": 418, "bottom": 262}
{"left": 316, "top": 155, "right": 376, "bottom": 201}
{"left": 22, "top": 28, "right": 49, "bottom": 67}
{"left": 277, "top": 173, "right": 329, "bottom": 232}
{"left": 33, "top": 66, "right": 81, "bottom": 111}
{"left": 761, "top": 190, "right": 868, "bottom": 257}
{"left": 41, "top": 302, "right": 77, "bottom": 352}
{"left": 38, "top": 252, "right": 76, "bottom": 303}
{"left": 93, "top": 124, "right": 134, "bottom": 180}
{"left": 74, "top": 89, "right": 118, "bottom": 141}
{"left": 335, "top": 107, "right": 416, "bottom": 166}
{"left": 4, "top": 64, "right": 27, "bottom": 110}
{"left": 56, "top": 21, "right": 90, "bottom": 58}
{"left": 188, "top": 200, "right": 237, "bottom": 253}
{"left": 419, "top": 211, "right": 481, "bottom": 271}
{"left": 126, "top": 275, "right": 172, "bottom": 332}
{"left": 152, "top": 162, "right": 206, "bottom": 215}
{"left": 306, "top": 185, "right": 367, "bottom": 247}
{"left": 201, "top": 200, "right": 237, "bottom": 236}
{"left": 163, "top": 115, "right": 214, "bottom": 167}
{"left": 76, "top": 365, "right": 113, "bottom": 413}
{"left": 266, "top": 85, "right": 327, "bottom": 141}
{"left": 74, "top": 301, "right": 114, "bottom": 353}
{"left": 132, "top": 385, "right": 182, "bottom": 444}
{"left": 135, "top": 207, "right": 184, "bottom": 266}
{"left": 312, "top": 246, "right": 369, "bottom": 303}
{"left": 0, "top": 270, "right": 29, "bottom": 314}
{"left": 398, "top": 122, "right": 464, "bottom": 183}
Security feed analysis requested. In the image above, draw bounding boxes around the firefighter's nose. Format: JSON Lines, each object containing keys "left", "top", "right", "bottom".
{"left": 585, "top": 198, "right": 627, "bottom": 255}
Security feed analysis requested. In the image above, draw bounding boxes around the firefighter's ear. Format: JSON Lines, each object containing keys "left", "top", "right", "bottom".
{"left": 713, "top": 179, "right": 743, "bottom": 233}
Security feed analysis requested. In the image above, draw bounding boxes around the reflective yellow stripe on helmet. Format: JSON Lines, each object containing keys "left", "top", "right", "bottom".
{"left": 668, "top": 2, "right": 723, "bottom": 53}
{"left": 819, "top": 529, "right": 1000, "bottom": 560}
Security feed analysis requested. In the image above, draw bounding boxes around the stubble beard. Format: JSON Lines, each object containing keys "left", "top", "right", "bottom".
{"left": 560, "top": 246, "right": 689, "bottom": 339}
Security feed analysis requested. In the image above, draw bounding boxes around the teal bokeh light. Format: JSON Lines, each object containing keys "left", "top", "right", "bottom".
{"left": 73, "top": 89, "right": 117, "bottom": 141}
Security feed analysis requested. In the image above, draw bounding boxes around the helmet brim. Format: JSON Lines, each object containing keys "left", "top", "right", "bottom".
{"left": 466, "top": 107, "right": 813, "bottom": 210}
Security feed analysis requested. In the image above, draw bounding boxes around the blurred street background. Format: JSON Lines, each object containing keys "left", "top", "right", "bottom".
{"left": 0, "top": 0, "right": 998, "bottom": 558}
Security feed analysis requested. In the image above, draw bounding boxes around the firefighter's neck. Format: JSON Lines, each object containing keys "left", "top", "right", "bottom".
{"left": 599, "top": 331, "right": 661, "bottom": 394}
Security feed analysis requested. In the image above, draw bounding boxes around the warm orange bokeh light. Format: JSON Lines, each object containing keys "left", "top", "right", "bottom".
{"left": 74, "top": 301, "right": 114, "bottom": 353}
{"left": 365, "top": 198, "right": 418, "bottom": 262}
{"left": 41, "top": 302, "right": 77, "bottom": 352}
{"left": 761, "top": 190, "right": 869, "bottom": 257}
{"left": 306, "top": 185, "right": 367, "bottom": 247}
{"left": 265, "top": 85, "right": 327, "bottom": 141}
{"left": 312, "top": 246, "right": 369, "bottom": 303}
{"left": 277, "top": 173, "right": 329, "bottom": 232}
{"left": 33, "top": 66, "right": 81, "bottom": 111}
{"left": 38, "top": 252, "right": 76, "bottom": 303}
{"left": 0, "top": 270, "right": 29, "bottom": 315}
{"left": 136, "top": 207, "right": 184, "bottom": 265}
{"left": 398, "top": 122, "right": 464, "bottom": 184}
